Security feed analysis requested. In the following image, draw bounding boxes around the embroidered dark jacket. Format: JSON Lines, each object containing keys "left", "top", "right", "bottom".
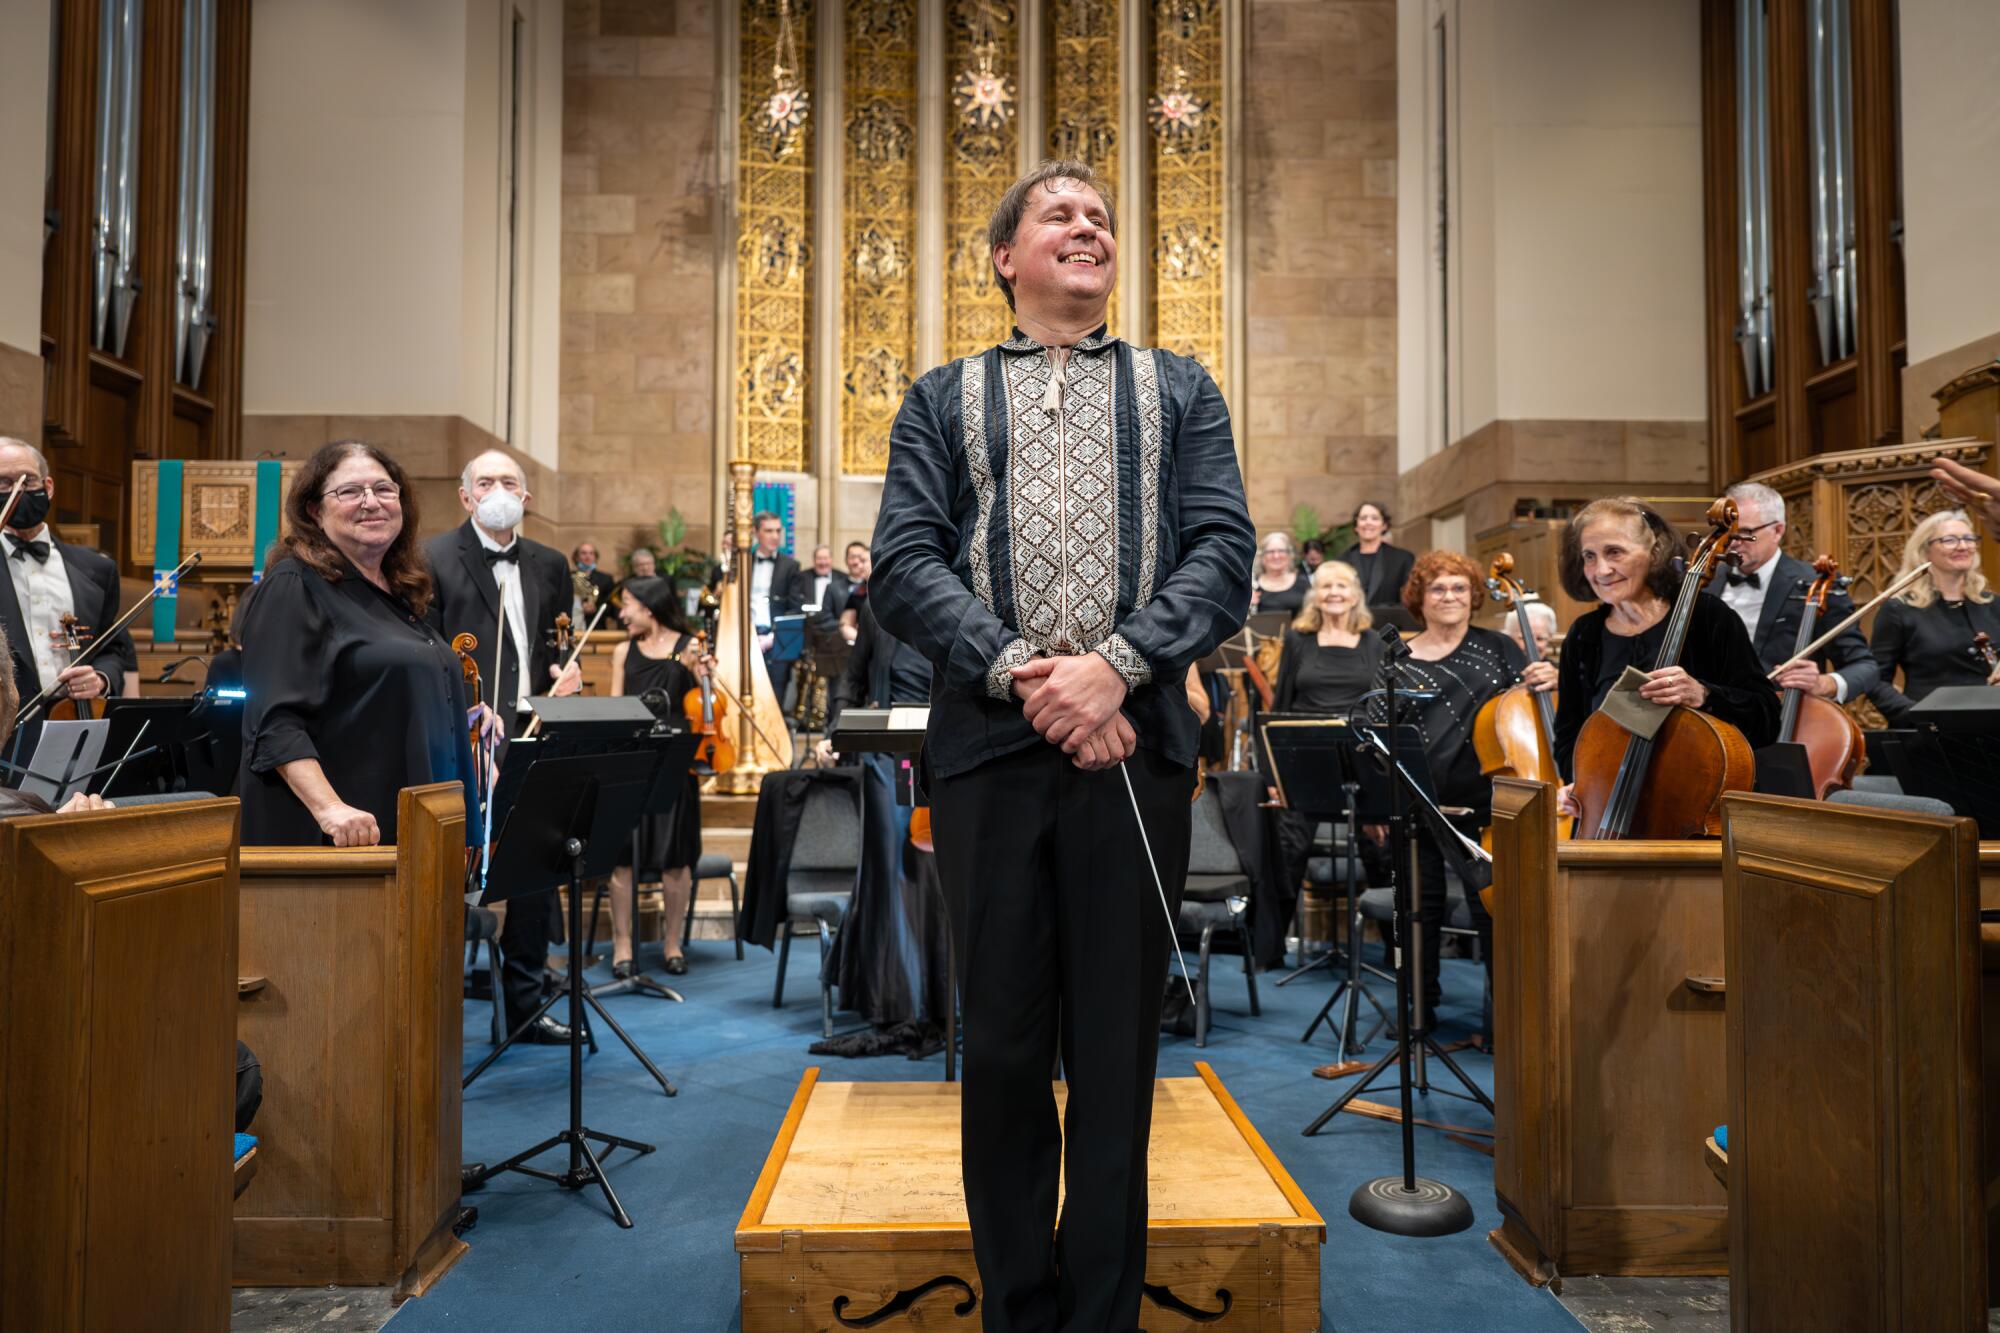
{"left": 871, "top": 328, "right": 1255, "bottom": 780}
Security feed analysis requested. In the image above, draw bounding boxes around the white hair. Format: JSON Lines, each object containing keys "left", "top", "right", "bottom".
{"left": 1724, "top": 480, "right": 1785, "bottom": 525}
{"left": 0, "top": 437, "right": 50, "bottom": 477}
{"left": 460, "top": 449, "right": 525, "bottom": 492}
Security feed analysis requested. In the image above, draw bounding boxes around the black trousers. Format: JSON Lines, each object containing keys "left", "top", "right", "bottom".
{"left": 931, "top": 742, "right": 1194, "bottom": 1333}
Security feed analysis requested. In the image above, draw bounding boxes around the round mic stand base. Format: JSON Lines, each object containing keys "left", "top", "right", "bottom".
{"left": 1348, "top": 1174, "right": 1474, "bottom": 1237}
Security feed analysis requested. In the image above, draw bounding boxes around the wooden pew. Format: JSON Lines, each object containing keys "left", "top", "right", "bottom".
{"left": 232, "top": 784, "right": 469, "bottom": 1298}
{"left": 0, "top": 798, "right": 242, "bottom": 1332}
{"left": 1488, "top": 778, "right": 1730, "bottom": 1286}
{"left": 1721, "top": 794, "right": 1987, "bottom": 1331}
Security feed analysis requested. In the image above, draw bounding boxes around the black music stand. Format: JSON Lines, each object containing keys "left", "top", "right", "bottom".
{"left": 94, "top": 692, "right": 244, "bottom": 798}
{"left": 1261, "top": 716, "right": 1396, "bottom": 1061}
{"left": 463, "top": 718, "right": 697, "bottom": 1229}
{"left": 1894, "top": 690, "right": 2000, "bottom": 835}
{"left": 828, "top": 707, "right": 955, "bottom": 1081}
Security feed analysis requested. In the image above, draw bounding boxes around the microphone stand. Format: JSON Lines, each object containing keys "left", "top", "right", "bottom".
{"left": 1311, "top": 625, "right": 1482, "bottom": 1239}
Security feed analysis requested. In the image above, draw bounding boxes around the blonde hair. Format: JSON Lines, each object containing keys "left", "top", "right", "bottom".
{"left": 1292, "top": 560, "right": 1374, "bottom": 634}
{"left": 1897, "top": 509, "right": 1990, "bottom": 608}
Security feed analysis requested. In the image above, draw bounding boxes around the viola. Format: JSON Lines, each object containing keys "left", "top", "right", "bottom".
{"left": 547, "top": 612, "right": 574, "bottom": 661}
{"left": 1569, "top": 498, "right": 1757, "bottom": 840}
{"left": 45, "top": 613, "right": 103, "bottom": 720}
{"left": 452, "top": 632, "right": 485, "bottom": 751}
{"left": 682, "top": 621, "right": 736, "bottom": 776}
{"left": 1775, "top": 556, "right": 1866, "bottom": 799}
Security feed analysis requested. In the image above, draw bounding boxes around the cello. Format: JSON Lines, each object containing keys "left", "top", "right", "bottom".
{"left": 1569, "top": 498, "right": 1757, "bottom": 840}
{"left": 1473, "top": 554, "right": 1560, "bottom": 786}
{"left": 1774, "top": 556, "right": 1866, "bottom": 799}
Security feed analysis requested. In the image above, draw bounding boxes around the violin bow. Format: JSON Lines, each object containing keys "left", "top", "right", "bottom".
{"left": 0, "top": 479, "right": 23, "bottom": 533}
{"left": 519, "top": 601, "right": 610, "bottom": 740}
{"left": 17, "top": 551, "right": 204, "bottom": 725}
{"left": 1765, "top": 561, "right": 1933, "bottom": 679}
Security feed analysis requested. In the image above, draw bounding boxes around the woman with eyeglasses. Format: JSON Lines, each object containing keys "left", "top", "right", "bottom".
{"left": 237, "top": 441, "right": 484, "bottom": 847}
{"left": 1249, "top": 532, "right": 1306, "bottom": 616}
{"left": 1867, "top": 509, "right": 2000, "bottom": 722}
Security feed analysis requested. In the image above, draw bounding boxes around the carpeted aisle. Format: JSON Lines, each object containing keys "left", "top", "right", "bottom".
{"left": 386, "top": 939, "right": 1579, "bottom": 1332}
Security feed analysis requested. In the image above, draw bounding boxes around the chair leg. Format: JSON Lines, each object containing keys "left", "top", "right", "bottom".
{"left": 818, "top": 922, "right": 835, "bottom": 1040}
{"left": 774, "top": 926, "right": 792, "bottom": 1008}
{"left": 730, "top": 873, "right": 744, "bottom": 960}
{"left": 1195, "top": 923, "right": 1215, "bottom": 1048}
{"left": 1239, "top": 916, "right": 1261, "bottom": 1016}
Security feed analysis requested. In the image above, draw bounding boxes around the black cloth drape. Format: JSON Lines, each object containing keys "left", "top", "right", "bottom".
{"left": 737, "top": 766, "right": 863, "bottom": 949}
{"left": 1207, "top": 769, "right": 1289, "bottom": 968}
{"left": 825, "top": 753, "right": 953, "bottom": 1027}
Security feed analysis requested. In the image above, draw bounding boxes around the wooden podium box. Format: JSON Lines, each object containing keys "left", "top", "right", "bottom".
{"left": 1722, "top": 794, "right": 1987, "bottom": 1332}
{"left": 1487, "top": 779, "right": 1730, "bottom": 1285}
{"left": 736, "top": 1063, "right": 1324, "bottom": 1331}
{"left": 232, "top": 784, "right": 469, "bottom": 1297}
{"left": 0, "top": 798, "right": 242, "bottom": 1333}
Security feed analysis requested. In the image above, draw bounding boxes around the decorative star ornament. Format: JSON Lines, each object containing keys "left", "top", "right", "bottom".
{"left": 764, "top": 65, "right": 810, "bottom": 153}
{"left": 954, "top": 39, "right": 1015, "bottom": 129}
{"left": 1147, "top": 65, "right": 1207, "bottom": 141}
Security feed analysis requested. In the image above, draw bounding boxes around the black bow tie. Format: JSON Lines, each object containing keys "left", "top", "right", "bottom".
{"left": 7, "top": 535, "right": 49, "bottom": 564}
{"left": 484, "top": 545, "right": 520, "bottom": 565}
{"left": 1727, "top": 570, "right": 1761, "bottom": 590}
{"left": 756, "top": 553, "right": 776, "bottom": 562}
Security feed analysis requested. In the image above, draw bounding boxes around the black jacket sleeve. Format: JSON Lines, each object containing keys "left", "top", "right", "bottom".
{"left": 1817, "top": 587, "right": 1881, "bottom": 696}
{"left": 1867, "top": 598, "right": 1917, "bottom": 721}
{"left": 1272, "top": 629, "right": 1304, "bottom": 712}
{"left": 239, "top": 565, "right": 330, "bottom": 773}
{"left": 1689, "top": 594, "right": 1782, "bottom": 749}
{"left": 828, "top": 606, "right": 877, "bottom": 730}
{"left": 1551, "top": 619, "right": 1593, "bottom": 782}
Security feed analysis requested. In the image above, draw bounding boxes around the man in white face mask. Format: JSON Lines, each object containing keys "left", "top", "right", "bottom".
{"left": 424, "top": 448, "right": 585, "bottom": 1044}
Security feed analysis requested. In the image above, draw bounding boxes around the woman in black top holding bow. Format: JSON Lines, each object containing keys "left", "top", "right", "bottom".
{"left": 1868, "top": 509, "right": 2000, "bottom": 721}
{"left": 238, "top": 442, "right": 483, "bottom": 847}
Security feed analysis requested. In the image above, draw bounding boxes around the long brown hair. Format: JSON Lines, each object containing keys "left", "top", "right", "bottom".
{"left": 276, "top": 441, "right": 433, "bottom": 615}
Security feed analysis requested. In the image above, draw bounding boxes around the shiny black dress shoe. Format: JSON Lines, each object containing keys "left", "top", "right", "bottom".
{"left": 612, "top": 959, "right": 636, "bottom": 981}
{"left": 662, "top": 955, "right": 688, "bottom": 976}
{"left": 519, "top": 1014, "right": 579, "bottom": 1045}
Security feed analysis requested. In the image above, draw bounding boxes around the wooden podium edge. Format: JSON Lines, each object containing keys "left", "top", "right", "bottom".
{"left": 1192, "top": 1062, "right": 1326, "bottom": 1239}
{"left": 735, "top": 1066, "right": 821, "bottom": 1246}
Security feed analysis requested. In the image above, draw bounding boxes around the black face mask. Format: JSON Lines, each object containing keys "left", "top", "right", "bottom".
{"left": 6, "top": 487, "right": 50, "bottom": 532}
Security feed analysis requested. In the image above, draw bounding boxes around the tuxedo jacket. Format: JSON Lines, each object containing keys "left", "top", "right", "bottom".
{"left": 580, "top": 567, "right": 615, "bottom": 610}
{"left": 753, "top": 551, "right": 803, "bottom": 630}
{"left": 1332, "top": 540, "right": 1416, "bottom": 608}
{"left": 794, "top": 568, "right": 853, "bottom": 630}
{"left": 0, "top": 536, "right": 132, "bottom": 701}
{"left": 1742, "top": 552, "right": 1880, "bottom": 695}
{"left": 423, "top": 521, "right": 571, "bottom": 722}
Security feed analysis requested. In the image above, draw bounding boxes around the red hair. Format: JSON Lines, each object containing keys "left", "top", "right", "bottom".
{"left": 1403, "top": 550, "right": 1486, "bottom": 627}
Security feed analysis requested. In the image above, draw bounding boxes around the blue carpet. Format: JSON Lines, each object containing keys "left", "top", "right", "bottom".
{"left": 387, "top": 940, "right": 1579, "bottom": 1332}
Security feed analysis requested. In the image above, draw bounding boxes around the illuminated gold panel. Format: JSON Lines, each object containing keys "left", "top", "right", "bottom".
{"left": 1149, "top": 0, "right": 1226, "bottom": 390}
{"left": 944, "top": 0, "right": 1020, "bottom": 362}
{"left": 1046, "top": 0, "right": 1120, "bottom": 337}
{"left": 735, "top": 1, "right": 816, "bottom": 472}
{"left": 841, "top": 0, "right": 917, "bottom": 476}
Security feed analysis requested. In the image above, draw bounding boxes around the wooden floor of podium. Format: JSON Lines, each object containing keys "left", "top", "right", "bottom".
{"left": 735, "top": 1061, "right": 1324, "bottom": 1331}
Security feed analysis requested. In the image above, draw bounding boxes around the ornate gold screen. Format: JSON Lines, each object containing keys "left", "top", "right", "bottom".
{"left": 944, "top": 0, "right": 1020, "bottom": 362}
{"left": 1046, "top": 0, "right": 1121, "bottom": 338}
{"left": 841, "top": 0, "right": 918, "bottom": 476}
{"left": 735, "top": 0, "right": 817, "bottom": 472}
{"left": 1148, "top": 0, "right": 1227, "bottom": 391}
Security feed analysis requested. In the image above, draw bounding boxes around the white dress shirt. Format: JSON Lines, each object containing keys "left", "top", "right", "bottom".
{"left": 810, "top": 572, "right": 832, "bottom": 611}
{"left": 751, "top": 552, "right": 777, "bottom": 632}
{"left": 474, "top": 524, "right": 535, "bottom": 712}
{"left": 1721, "top": 556, "right": 1847, "bottom": 702}
{"left": 5, "top": 524, "right": 75, "bottom": 691}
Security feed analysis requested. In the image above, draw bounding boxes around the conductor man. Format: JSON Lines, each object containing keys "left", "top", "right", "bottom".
{"left": 871, "top": 160, "right": 1253, "bottom": 1329}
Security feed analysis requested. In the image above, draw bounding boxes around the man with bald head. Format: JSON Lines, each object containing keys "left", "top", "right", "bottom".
{"left": 0, "top": 438, "right": 130, "bottom": 758}
{"left": 425, "top": 447, "right": 582, "bottom": 1043}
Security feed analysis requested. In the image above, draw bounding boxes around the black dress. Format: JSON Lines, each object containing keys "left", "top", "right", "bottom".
{"left": 1552, "top": 590, "right": 1781, "bottom": 781}
{"left": 238, "top": 556, "right": 476, "bottom": 846}
{"left": 1334, "top": 542, "right": 1416, "bottom": 608}
{"left": 1253, "top": 574, "right": 1308, "bottom": 618}
{"left": 1272, "top": 627, "right": 1386, "bottom": 714}
{"left": 619, "top": 636, "right": 701, "bottom": 873}
{"left": 1868, "top": 595, "right": 2000, "bottom": 721}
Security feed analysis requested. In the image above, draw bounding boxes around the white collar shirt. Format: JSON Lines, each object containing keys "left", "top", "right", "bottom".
{"left": 751, "top": 551, "right": 777, "bottom": 631}
{"left": 473, "top": 524, "right": 534, "bottom": 712}
{"left": 812, "top": 572, "right": 831, "bottom": 609}
{"left": 4, "top": 524, "right": 74, "bottom": 692}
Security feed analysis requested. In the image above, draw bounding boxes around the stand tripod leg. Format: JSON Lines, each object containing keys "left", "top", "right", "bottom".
{"left": 462, "top": 983, "right": 569, "bottom": 1089}
{"left": 571, "top": 1131, "right": 633, "bottom": 1229}
{"left": 581, "top": 991, "right": 677, "bottom": 1096}
{"left": 1301, "top": 1044, "right": 1398, "bottom": 1136}
{"left": 1421, "top": 1034, "right": 1494, "bottom": 1112}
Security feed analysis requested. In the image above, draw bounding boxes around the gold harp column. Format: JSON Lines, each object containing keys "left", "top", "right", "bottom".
{"left": 1045, "top": 0, "right": 1122, "bottom": 335}
{"left": 734, "top": 0, "right": 817, "bottom": 475}
{"left": 840, "top": 0, "right": 919, "bottom": 483}
{"left": 1147, "top": 0, "right": 1232, "bottom": 397}
{"left": 944, "top": 1, "right": 1021, "bottom": 361}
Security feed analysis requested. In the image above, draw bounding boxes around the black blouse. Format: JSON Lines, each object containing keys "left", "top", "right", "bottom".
{"left": 1379, "top": 625, "right": 1526, "bottom": 818}
{"left": 238, "top": 557, "right": 476, "bottom": 846}
{"left": 1867, "top": 595, "right": 2000, "bottom": 721}
{"left": 1552, "top": 591, "right": 1781, "bottom": 781}
{"left": 1271, "top": 627, "right": 1386, "bottom": 714}
{"left": 1253, "top": 574, "right": 1308, "bottom": 617}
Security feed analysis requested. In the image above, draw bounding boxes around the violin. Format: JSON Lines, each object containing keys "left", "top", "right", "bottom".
{"left": 1775, "top": 556, "right": 1867, "bottom": 799}
{"left": 1474, "top": 554, "right": 1570, "bottom": 845}
{"left": 1974, "top": 632, "right": 1998, "bottom": 674}
{"left": 682, "top": 595, "right": 736, "bottom": 774}
{"left": 1569, "top": 498, "right": 1757, "bottom": 840}
{"left": 45, "top": 613, "right": 103, "bottom": 720}
{"left": 452, "top": 633, "right": 484, "bottom": 750}
{"left": 547, "top": 612, "right": 574, "bottom": 660}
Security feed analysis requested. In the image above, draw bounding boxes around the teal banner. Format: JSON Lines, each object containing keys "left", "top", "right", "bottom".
{"left": 152, "top": 460, "right": 183, "bottom": 644}
{"left": 252, "top": 459, "right": 282, "bottom": 580}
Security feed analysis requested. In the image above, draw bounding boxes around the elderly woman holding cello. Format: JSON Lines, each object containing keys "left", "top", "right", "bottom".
{"left": 1550, "top": 497, "right": 1779, "bottom": 835}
